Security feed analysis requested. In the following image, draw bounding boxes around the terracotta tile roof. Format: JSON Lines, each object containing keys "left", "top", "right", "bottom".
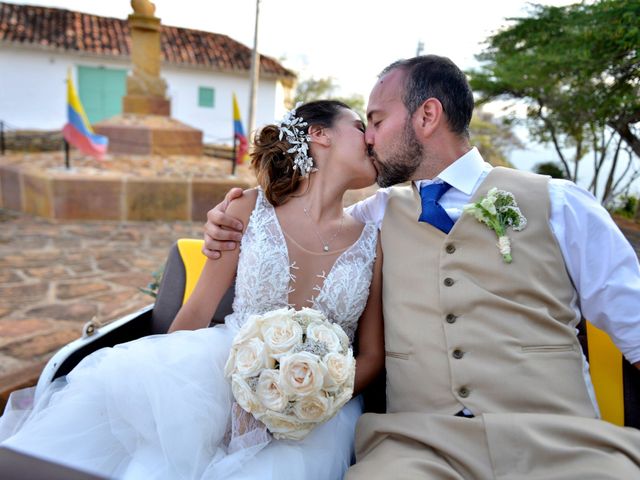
{"left": 0, "top": 2, "right": 296, "bottom": 80}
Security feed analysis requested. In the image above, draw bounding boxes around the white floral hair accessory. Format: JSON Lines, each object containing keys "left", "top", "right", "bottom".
{"left": 278, "top": 102, "right": 314, "bottom": 177}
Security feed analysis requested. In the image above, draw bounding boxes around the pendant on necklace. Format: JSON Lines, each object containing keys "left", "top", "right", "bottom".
{"left": 323, "top": 245, "right": 329, "bottom": 252}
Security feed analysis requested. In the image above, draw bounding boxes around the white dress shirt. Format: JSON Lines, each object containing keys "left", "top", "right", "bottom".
{"left": 347, "top": 147, "right": 640, "bottom": 369}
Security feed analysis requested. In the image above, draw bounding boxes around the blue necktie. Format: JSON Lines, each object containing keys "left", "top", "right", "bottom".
{"left": 419, "top": 182, "right": 454, "bottom": 234}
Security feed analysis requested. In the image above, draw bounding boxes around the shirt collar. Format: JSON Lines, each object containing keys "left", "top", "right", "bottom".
{"left": 414, "top": 147, "right": 488, "bottom": 195}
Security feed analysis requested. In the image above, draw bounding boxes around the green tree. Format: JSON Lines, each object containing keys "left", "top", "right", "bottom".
{"left": 293, "top": 77, "right": 366, "bottom": 119}
{"left": 468, "top": 0, "right": 640, "bottom": 205}
{"left": 469, "top": 111, "right": 522, "bottom": 167}
{"left": 534, "top": 162, "right": 567, "bottom": 179}
{"left": 613, "top": 194, "right": 638, "bottom": 219}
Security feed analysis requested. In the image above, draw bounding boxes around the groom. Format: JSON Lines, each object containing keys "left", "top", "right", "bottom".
{"left": 202, "top": 55, "right": 640, "bottom": 477}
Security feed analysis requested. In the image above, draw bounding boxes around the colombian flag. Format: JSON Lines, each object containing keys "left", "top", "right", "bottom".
{"left": 62, "top": 69, "right": 108, "bottom": 159}
{"left": 232, "top": 93, "right": 248, "bottom": 165}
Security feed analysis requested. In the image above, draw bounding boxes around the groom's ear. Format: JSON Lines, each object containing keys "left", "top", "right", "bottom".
{"left": 308, "top": 124, "right": 331, "bottom": 147}
{"left": 414, "top": 98, "right": 443, "bottom": 138}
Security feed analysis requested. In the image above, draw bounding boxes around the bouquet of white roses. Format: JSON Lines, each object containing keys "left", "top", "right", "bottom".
{"left": 224, "top": 307, "right": 356, "bottom": 441}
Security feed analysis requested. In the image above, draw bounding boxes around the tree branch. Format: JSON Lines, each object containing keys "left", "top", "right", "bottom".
{"left": 538, "top": 106, "right": 573, "bottom": 180}
{"left": 609, "top": 121, "right": 640, "bottom": 159}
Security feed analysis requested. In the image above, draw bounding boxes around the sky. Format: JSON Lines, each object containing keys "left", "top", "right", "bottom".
{"left": 8, "top": 0, "right": 577, "bottom": 99}
{"left": 8, "top": 0, "right": 609, "bottom": 184}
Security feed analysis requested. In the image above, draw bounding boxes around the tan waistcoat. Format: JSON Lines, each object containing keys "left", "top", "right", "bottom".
{"left": 380, "top": 167, "right": 596, "bottom": 417}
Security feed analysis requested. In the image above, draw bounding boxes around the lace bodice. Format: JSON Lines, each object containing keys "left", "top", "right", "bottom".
{"left": 225, "top": 189, "right": 378, "bottom": 343}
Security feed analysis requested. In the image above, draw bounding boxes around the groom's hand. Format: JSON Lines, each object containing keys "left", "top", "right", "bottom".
{"left": 202, "top": 187, "right": 245, "bottom": 259}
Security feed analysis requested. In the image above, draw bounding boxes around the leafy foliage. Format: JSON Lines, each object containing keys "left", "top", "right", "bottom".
{"left": 534, "top": 162, "right": 567, "bottom": 179}
{"left": 613, "top": 195, "right": 638, "bottom": 219}
{"left": 293, "top": 77, "right": 366, "bottom": 119}
{"left": 468, "top": 0, "right": 640, "bottom": 205}
{"left": 469, "top": 111, "right": 522, "bottom": 167}
{"left": 139, "top": 265, "right": 164, "bottom": 299}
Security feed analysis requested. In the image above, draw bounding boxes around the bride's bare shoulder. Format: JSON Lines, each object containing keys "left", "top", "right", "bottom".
{"left": 226, "top": 188, "right": 260, "bottom": 233}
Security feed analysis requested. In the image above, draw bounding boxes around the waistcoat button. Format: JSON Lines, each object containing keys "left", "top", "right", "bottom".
{"left": 452, "top": 349, "right": 464, "bottom": 359}
{"left": 458, "top": 387, "right": 470, "bottom": 398}
{"left": 446, "top": 244, "right": 456, "bottom": 254}
{"left": 446, "top": 314, "right": 457, "bottom": 324}
{"left": 444, "top": 277, "right": 454, "bottom": 287}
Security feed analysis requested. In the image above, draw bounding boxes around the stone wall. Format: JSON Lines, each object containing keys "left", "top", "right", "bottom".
{"left": 1, "top": 131, "right": 63, "bottom": 153}
{"left": 0, "top": 164, "right": 253, "bottom": 222}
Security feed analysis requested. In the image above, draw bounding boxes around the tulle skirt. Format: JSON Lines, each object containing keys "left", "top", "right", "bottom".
{"left": 0, "top": 325, "right": 363, "bottom": 479}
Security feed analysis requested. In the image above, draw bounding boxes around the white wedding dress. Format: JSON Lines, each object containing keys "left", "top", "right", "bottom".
{"left": 0, "top": 188, "right": 378, "bottom": 480}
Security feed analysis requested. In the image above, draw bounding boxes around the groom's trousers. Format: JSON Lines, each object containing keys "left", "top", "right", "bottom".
{"left": 345, "top": 412, "right": 640, "bottom": 479}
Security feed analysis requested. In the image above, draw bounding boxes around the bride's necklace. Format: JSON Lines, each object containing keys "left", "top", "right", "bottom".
{"left": 302, "top": 206, "right": 345, "bottom": 252}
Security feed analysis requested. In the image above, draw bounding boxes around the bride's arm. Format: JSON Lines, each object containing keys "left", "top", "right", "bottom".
{"left": 353, "top": 235, "right": 384, "bottom": 395}
{"left": 168, "top": 189, "right": 258, "bottom": 333}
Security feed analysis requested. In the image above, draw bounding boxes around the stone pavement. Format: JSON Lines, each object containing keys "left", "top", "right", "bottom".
{"left": 0, "top": 208, "right": 203, "bottom": 407}
{"left": 1, "top": 207, "right": 638, "bottom": 412}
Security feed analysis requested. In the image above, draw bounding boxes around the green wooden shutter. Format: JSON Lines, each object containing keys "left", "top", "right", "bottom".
{"left": 198, "top": 87, "right": 215, "bottom": 108}
{"left": 78, "top": 66, "right": 127, "bottom": 124}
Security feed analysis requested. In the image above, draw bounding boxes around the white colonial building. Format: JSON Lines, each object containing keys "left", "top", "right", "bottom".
{"left": 0, "top": 2, "right": 296, "bottom": 144}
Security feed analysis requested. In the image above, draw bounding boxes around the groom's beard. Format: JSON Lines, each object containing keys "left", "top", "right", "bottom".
{"left": 371, "top": 123, "right": 423, "bottom": 188}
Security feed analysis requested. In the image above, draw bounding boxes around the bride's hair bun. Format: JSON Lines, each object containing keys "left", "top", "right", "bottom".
{"left": 250, "top": 124, "right": 299, "bottom": 206}
{"left": 250, "top": 100, "right": 351, "bottom": 206}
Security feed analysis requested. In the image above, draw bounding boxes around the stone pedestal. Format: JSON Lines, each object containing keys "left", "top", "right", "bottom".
{"left": 94, "top": 115, "right": 203, "bottom": 156}
{"left": 94, "top": 1, "right": 204, "bottom": 156}
{"left": 123, "top": 95, "right": 170, "bottom": 117}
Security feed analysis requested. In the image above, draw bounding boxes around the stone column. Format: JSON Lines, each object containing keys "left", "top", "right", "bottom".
{"left": 93, "top": 0, "right": 203, "bottom": 156}
{"left": 122, "top": 0, "right": 170, "bottom": 116}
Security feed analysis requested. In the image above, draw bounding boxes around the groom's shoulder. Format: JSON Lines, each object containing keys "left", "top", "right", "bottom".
{"left": 386, "top": 183, "right": 414, "bottom": 201}
{"left": 493, "top": 166, "right": 549, "bottom": 183}
{"left": 488, "top": 166, "right": 551, "bottom": 193}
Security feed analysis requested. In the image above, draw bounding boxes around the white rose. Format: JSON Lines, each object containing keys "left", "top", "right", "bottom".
{"left": 480, "top": 196, "right": 497, "bottom": 215}
{"left": 330, "top": 322, "right": 350, "bottom": 353}
{"left": 231, "top": 374, "right": 264, "bottom": 414}
{"left": 232, "top": 314, "right": 263, "bottom": 345}
{"left": 294, "top": 308, "right": 327, "bottom": 328}
{"left": 234, "top": 337, "right": 272, "bottom": 378}
{"left": 332, "top": 384, "right": 354, "bottom": 411}
{"left": 259, "top": 307, "right": 296, "bottom": 325}
{"left": 256, "top": 369, "right": 288, "bottom": 412}
{"left": 323, "top": 350, "right": 355, "bottom": 391}
{"left": 262, "top": 411, "right": 313, "bottom": 441}
{"left": 224, "top": 347, "right": 237, "bottom": 377}
{"left": 260, "top": 317, "right": 303, "bottom": 360}
{"left": 293, "top": 392, "right": 333, "bottom": 423}
{"left": 279, "top": 351, "right": 327, "bottom": 397}
{"left": 306, "top": 322, "right": 341, "bottom": 353}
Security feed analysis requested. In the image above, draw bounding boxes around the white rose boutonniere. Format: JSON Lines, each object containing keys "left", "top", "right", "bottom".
{"left": 463, "top": 187, "right": 527, "bottom": 263}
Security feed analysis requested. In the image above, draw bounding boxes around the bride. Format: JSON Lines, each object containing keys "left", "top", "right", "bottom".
{"left": 0, "top": 100, "right": 384, "bottom": 479}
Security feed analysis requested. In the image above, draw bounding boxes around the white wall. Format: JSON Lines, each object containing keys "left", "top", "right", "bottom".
{"left": 163, "top": 66, "right": 284, "bottom": 145}
{"left": 0, "top": 47, "right": 120, "bottom": 130}
{"left": 0, "top": 45, "right": 287, "bottom": 145}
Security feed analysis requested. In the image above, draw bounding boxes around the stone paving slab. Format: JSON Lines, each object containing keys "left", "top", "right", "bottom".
{"left": 0, "top": 209, "right": 203, "bottom": 406}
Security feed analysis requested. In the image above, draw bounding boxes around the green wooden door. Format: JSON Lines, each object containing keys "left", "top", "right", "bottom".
{"left": 77, "top": 66, "right": 127, "bottom": 124}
